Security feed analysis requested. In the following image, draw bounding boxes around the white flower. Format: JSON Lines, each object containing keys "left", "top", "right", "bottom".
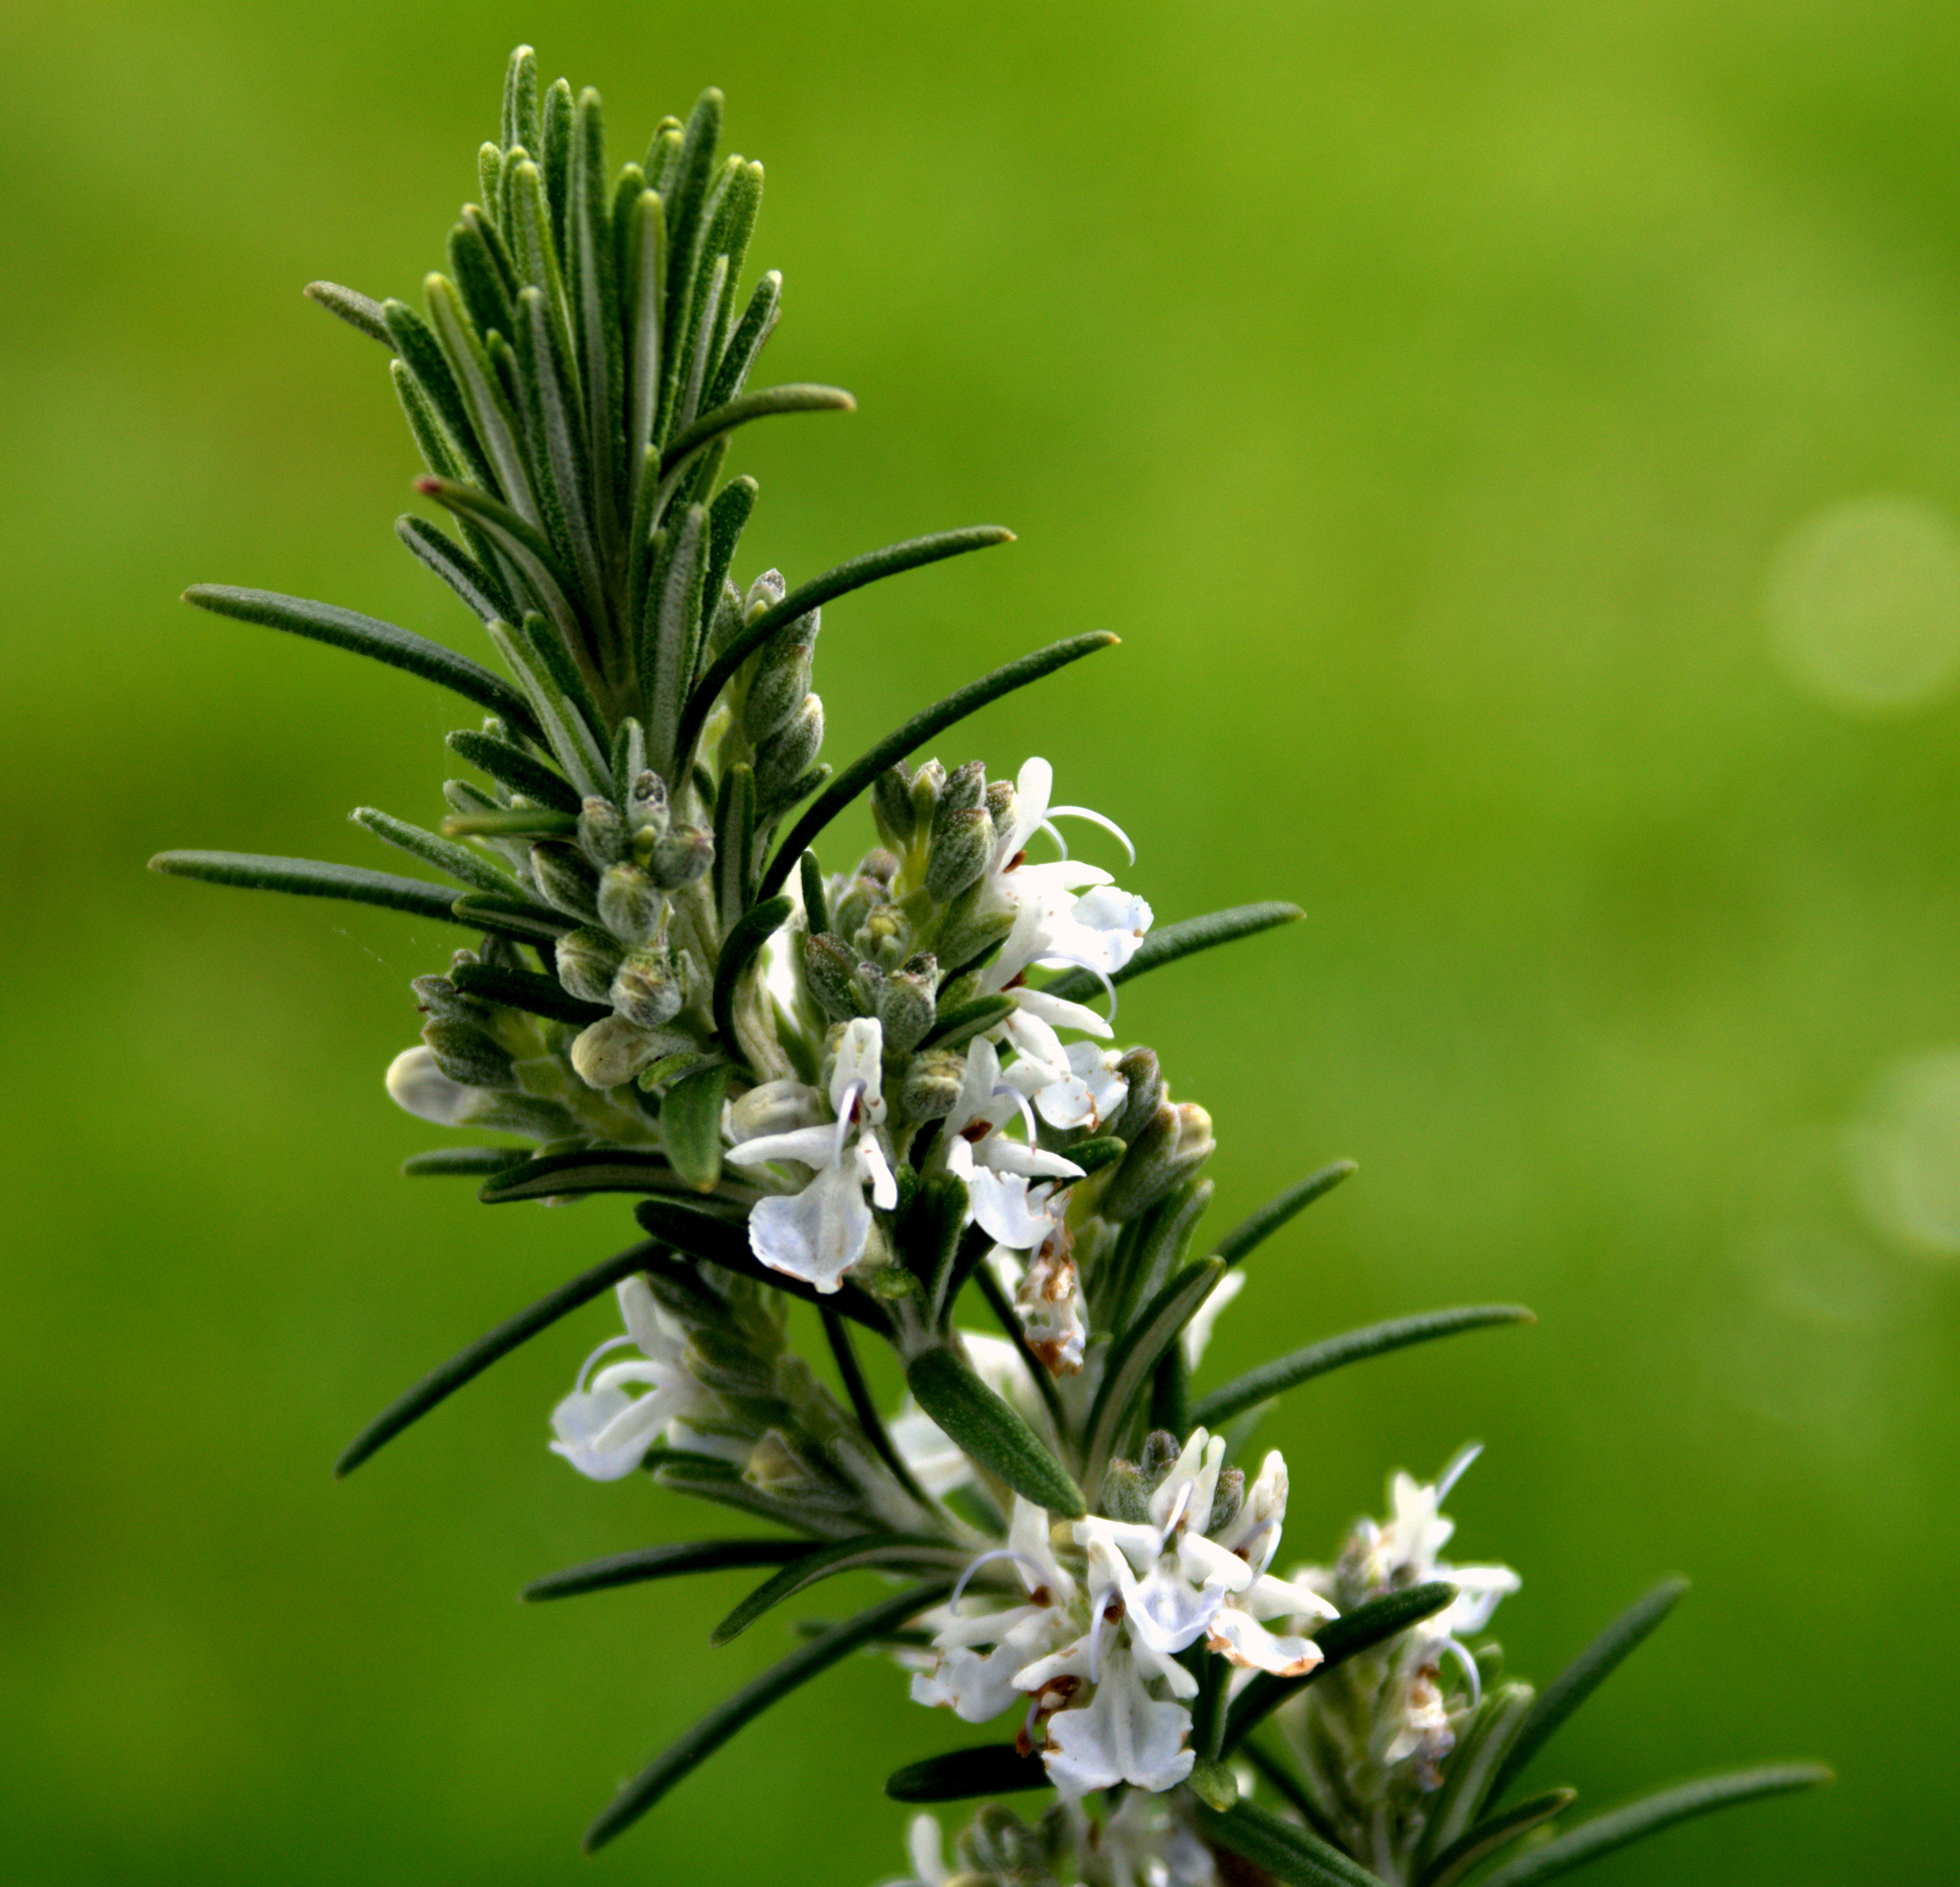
{"left": 1016, "top": 1238, "right": 1087, "bottom": 1375}
{"left": 939, "top": 1037, "right": 1084, "bottom": 1254}
{"left": 1043, "top": 1637, "right": 1196, "bottom": 1797}
{"left": 726, "top": 1017, "right": 897, "bottom": 1292}
{"left": 548, "top": 1278, "right": 718, "bottom": 1481}
{"left": 909, "top": 1496, "right": 1081, "bottom": 1725}
{"left": 1180, "top": 1269, "right": 1245, "bottom": 1371}
{"left": 1032, "top": 1040, "right": 1131, "bottom": 1132}
{"left": 875, "top": 1813, "right": 950, "bottom": 1887}
{"left": 1349, "top": 1445, "right": 1521, "bottom": 1642}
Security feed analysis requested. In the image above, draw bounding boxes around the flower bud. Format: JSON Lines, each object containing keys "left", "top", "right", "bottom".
{"left": 925, "top": 806, "right": 994, "bottom": 901}
{"left": 385, "top": 1044, "right": 478, "bottom": 1125}
{"left": 934, "top": 759, "right": 986, "bottom": 825}
{"left": 741, "top": 609, "right": 820, "bottom": 744}
{"left": 743, "top": 568, "right": 787, "bottom": 620}
{"left": 411, "top": 973, "right": 479, "bottom": 1024}
{"left": 598, "top": 862, "right": 663, "bottom": 943}
{"left": 858, "top": 901, "right": 913, "bottom": 969}
{"left": 530, "top": 839, "right": 602, "bottom": 922}
{"left": 874, "top": 964, "right": 936, "bottom": 1055}
{"left": 870, "top": 764, "right": 915, "bottom": 849}
{"left": 803, "top": 932, "right": 866, "bottom": 1021}
{"left": 745, "top": 1428, "right": 853, "bottom": 1510}
{"left": 909, "top": 758, "right": 946, "bottom": 832}
{"left": 1109, "top": 1047, "right": 1164, "bottom": 1145}
{"left": 1140, "top": 1429, "right": 1180, "bottom": 1483}
{"left": 627, "top": 770, "right": 669, "bottom": 837}
{"left": 422, "top": 1019, "right": 515, "bottom": 1089}
{"left": 931, "top": 884, "right": 1016, "bottom": 974}
{"left": 611, "top": 942, "right": 686, "bottom": 1030}
{"left": 960, "top": 1807, "right": 1050, "bottom": 1879}
{"left": 569, "top": 1013, "right": 663, "bottom": 1089}
{"left": 899, "top": 1049, "right": 966, "bottom": 1120}
{"left": 1208, "top": 1466, "right": 1245, "bottom": 1536}
{"left": 648, "top": 825, "right": 714, "bottom": 890}
{"left": 754, "top": 693, "right": 824, "bottom": 806}
{"left": 577, "top": 795, "right": 626, "bottom": 865}
{"left": 860, "top": 848, "right": 901, "bottom": 887}
{"left": 984, "top": 777, "right": 1015, "bottom": 827}
{"left": 1100, "top": 1100, "right": 1215, "bottom": 1221}
{"left": 1100, "top": 1457, "right": 1152, "bottom": 1524}
{"left": 831, "top": 876, "right": 885, "bottom": 941}
{"left": 685, "top": 1329, "right": 777, "bottom": 1398}
{"left": 555, "top": 926, "right": 626, "bottom": 1004}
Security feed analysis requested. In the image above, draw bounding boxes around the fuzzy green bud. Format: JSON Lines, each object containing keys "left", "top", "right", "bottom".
{"left": 530, "top": 839, "right": 601, "bottom": 922}
{"left": 925, "top": 806, "right": 995, "bottom": 902}
{"left": 935, "top": 759, "right": 986, "bottom": 824}
{"left": 873, "top": 963, "right": 936, "bottom": 1054}
{"left": 984, "top": 777, "right": 1015, "bottom": 827}
{"left": 871, "top": 764, "right": 915, "bottom": 849}
{"left": 611, "top": 942, "right": 685, "bottom": 1030}
{"left": 1100, "top": 1458, "right": 1152, "bottom": 1524}
{"left": 555, "top": 926, "right": 626, "bottom": 1005}
{"left": 858, "top": 900, "right": 914, "bottom": 969}
{"left": 1110, "top": 1048, "right": 1165, "bottom": 1145}
{"left": 577, "top": 795, "right": 626, "bottom": 865}
{"left": 627, "top": 769, "right": 669, "bottom": 836}
{"left": 569, "top": 1013, "right": 664, "bottom": 1089}
{"left": 909, "top": 758, "right": 946, "bottom": 831}
{"left": 831, "top": 876, "right": 885, "bottom": 942}
{"left": 648, "top": 826, "right": 713, "bottom": 890}
{"left": 900, "top": 1049, "right": 966, "bottom": 1120}
{"left": 1140, "top": 1429, "right": 1180, "bottom": 1484}
{"left": 422, "top": 1019, "right": 514, "bottom": 1089}
{"left": 411, "top": 973, "right": 480, "bottom": 1024}
{"left": 597, "top": 861, "right": 663, "bottom": 943}
{"left": 1208, "top": 1466, "right": 1245, "bottom": 1536}
{"left": 1100, "top": 1101, "right": 1215, "bottom": 1221}
{"left": 744, "top": 568, "right": 787, "bottom": 619}
{"left": 932, "top": 882, "right": 1016, "bottom": 974}
{"left": 803, "top": 933, "right": 866, "bottom": 1022}
{"left": 744, "top": 1429, "right": 853, "bottom": 1510}
{"left": 685, "top": 1329, "right": 778, "bottom": 1398}
{"left": 741, "top": 608, "right": 820, "bottom": 743}
{"left": 754, "top": 694, "right": 824, "bottom": 806}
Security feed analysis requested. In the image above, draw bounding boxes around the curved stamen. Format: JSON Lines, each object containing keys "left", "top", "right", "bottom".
{"left": 830, "top": 1082, "right": 866, "bottom": 1162}
{"left": 1086, "top": 1585, "right": 1116, "bottom": 1683}
{"left": 1443, "top": 1634, "right": 1483, "bottom": 1712}
{"left": 950, "top": 1546, "right": 1050, "bottom": 1613}
{"left": 1163, "top": 1477, "right": 1195, "bottom": 1537}
{"left": 574, "top": 1334, "right": 638, "bottom": 1396}
{"left": 1037, "top": 818, "right": 1069, "bottom": 862}
{"left": 1436, "top": 1441, "right": 1483, "bottom": 1502}
{"left": 1048, "top": 804, "right": 1136, "bottom": 865}
{"left": 991, "top": 1080, "right": 1044, "bottom": 1150}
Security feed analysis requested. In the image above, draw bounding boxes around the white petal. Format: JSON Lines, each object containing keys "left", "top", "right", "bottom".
{"left": 906, "top": 1812, "right": 949, "bottom": 1886}
{"left": 748, "top": 1162, "right": 872, "bottom": 1291}
{"left": 858, "top": 1132, "right": 899, "bottom": 1209}
{"left": 968, "top": 1169, "right": 1057, "bottom": 1250}
{"left": 1013, "top": 987, "right": 1114, "bottom": 1039}
{"left": 1042, "top": 1645, "right": 1194, "bottom": 1797}
{"left": 1000, "top": 1004, "right": 1072, "bottom": 1075}
{"left": 1122, "top": 1557, "right": 1227, "bottom": 1657}
{"left": 549, "top": 1385, "right": 667, "bottom": 1481}
{"left": 1034, "top": 1074, "right": 1095, "bottom": 1128}
{"left": 1003, "top": 757, "right": 1054, "bottom": 859}
{"left": 725, "top": 1122, "right": 841, "bottom": 1168}
{"left": 983, "top": 1138, "right": 1083, "bottom": 1181}
{"left": 1180, "top": 1268, "right": 1245, "bottom": 1373}
{"left": 384, "top": 1046, "right": 478, "bottom": 1126}
{"left": 830, "top": 1017, "right": 887, "bottom": 1121}
{"left": 1205, "top": 1607, "right": 1324, "bottom": 1678}
{"left": 728, "top": 1078, "right": 823, "bottom": 1143}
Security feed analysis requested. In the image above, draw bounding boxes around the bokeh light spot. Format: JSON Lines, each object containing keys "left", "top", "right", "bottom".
{"left": 1765, "top": 496, "right": 1960, "bottom": 711}
{"left": 1848, "top": 1049, "right": 1960, "bottom": 1257}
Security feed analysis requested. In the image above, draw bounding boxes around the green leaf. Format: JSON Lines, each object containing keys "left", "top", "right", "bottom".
{"left": 660, "top": 1062, "right": 730, "bottom": 1190}
{"left": 1192, "top": 1797, "right": 1382, "bottom": 1887}
{"left": 659, "top": 382, "right": 854, "bottom": 476}
{"left": 1411, "top": 1682, "right": 1539, "bottom": 1874}
{"left": 333, "top": 1238, "right": 660, "bottom": 1477}
{"left": 758, "top": 632, "right": 1118, "bottom": 899}
{"left": 500, "top": 43, "right": 541, "bottom": 156}
{"left": 1067, "top": 1135, "right": 1128, "bottom": 1178}
{"left": 625, "top": 188, "right": 666, "bottom": 482}
{"left": 1042, "top": 901, "right": 1303, "bottom": 1006}
{"left": 1222, "top": 1581, "right": 1459, "bottom": 1752}
{"left": 523, "top": 1538, "right": 809, "bottom": 1602}
{"left": 567, "top": 87, "right": 622, "bottom": 543}
{"left": 1214, "top": 1160, "right": 1357, "bottom": 1268}
{"left": 351, "top": 807, "right": 525, "bottom": 898}
{"left": 383, "top": 298, "right": 498, "bottom": 490}
{"left": 449, "top": 892, "right": 578, "bottom": 943}
{"left": 303, "top": 280, "right": 391, "bottom": 345}
{"left": 905, "top": 1346, "right": 1084, "bottom": 1519}
{"left": 581, "top": 1581, "right": 952, "bottom": 1853}
{"left": 645, "top": 502, "right": 708, "bottom": 771}
{"left": 182, "top": 585, "right": 539, "bottom": 735}
{"left": 400, "top": 1147, "right": 531, "bottom": 1178}
{"left": 713, "top": 894, "right": 792, "bottom": 1059}
{"left": 1475, "top": 1767, "right": 1832, "bottom": 1887}
{"left": 448, "top": 961, "right": 610, "bottom": 1026}
{"left": 512, "top": 287, "right": 607, "bottom": 649}
{"left": 704, "top": 270, "right": 783, "bottom": 412}
{"left": 148, "top": 851, "right": 465, "bottom": 926}
{"left": 920, "top": 994, "right": 1017, "bottom": 1052}
{"left": 710, "top": 1534, "right": 972, "bottom": 1646}
{"left": 713, "top": 762, "right": 757, "bottom": 931}
{"left": 797, "top": 850, "right": 829, "bottom": 936}
{"left": 1192, "top": 1305, "right": 1536, "bottom": 1430}
{"left": 476, "top": 1150, "right": 713, "bottom": 1204}
{"left": 1082, "top": 1258, "right": 1225, "bottom": 1504}
{"left": 884, "top": 1745, "right": 1048, "bottom": 1803}
{"left": 424, "top": 273, "right": 539, "bottom": 521}
{"left": 445, "top": 726, "right": 582, "bottom": 812}
{"left": 633, "top": 1198, "right": 893, "bottom": 1337}
{"left": 678, "top": 525, "right": 1016, "bottom": 774}
{"left": 1187, "top": 1757, "right": 1240, "bottom": 1812}
{"left": 1487, "top": 1578, "right": 1690, "bottom": 1806}
{"left": 415, "top": 475, "right": 589, "bottom": 668}
{"left": 396, "top": 514, "right": 517, "bottom": 626}
{"left": 438, "top": 806, "right": 580, "bottom": 841}
{"left": 484, "top": 618, "right": 608, "bottom": 796}
{"left": 1420, "top": 1791, "right": 1577, "bottom": 1887}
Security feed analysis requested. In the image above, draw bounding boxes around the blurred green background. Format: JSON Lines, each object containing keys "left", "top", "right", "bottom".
{"left": 6, "top": 1, "right": 1956, "bottom": 1879}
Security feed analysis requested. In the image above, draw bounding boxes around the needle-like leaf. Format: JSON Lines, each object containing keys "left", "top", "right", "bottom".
{"left": 182, "top": 585, "right": 539, "bottom": 735}
{"left": 148, "top": 851, "right": 466, "bottom": 926}
{"left": 523, "top": 1538, "right": 810, "bottom": 1602}
{"left": 1420, "top": 1791, "right": 1577, "bottom": 1887}
{"left": 1214, "top": 1160, "right": 1357, "bottom": 1269}
{"left": 304, "top": 279, "right": 392, "bottom": 345}
{"left": 445, "top": 726, "right": 583, "bottom": 812}
{"left": 333, "top": 1238, "right": 661, "bottom": 1477}
{"left": 400, "top": 1147, "right": 531, "bottom": 1178}
{"left": 581, "top": 1581, "right": 952, "bottom": 1853}
{"left": 758, "top": 633, "right": 1118, "bottom": 899}
{"left": 351, "top": 807, "right": 525, "bottom": 899}
{"left": 1081, "top": 1258, "right": 1225, "bottom": 1504}
{"left": 1192, "top": 1305, "right": 1536, "bottom": 1430}
{"left": 713, "top": 893, "right": 792, "bottom": 1060}
{"left": 1192, "top": 1797, "right": 1383, "bottom": 1887}
{"left": 658, "top": 1062, "right": 730, "bottom": 1190}
{"left": 905, "top": 1346, "right": 1085, "bottom": 1519}
{"left": 709, "top": 1534, "right": 972, "bottom": 1645}
{"left": 884, "top": 1745, "right": 1049, "bottom": 1802}
{"left": 1041, "top": 901, "right": 1303, "bottom": 1006}
{"left": 1486, "top": 1578, "right": 1691, "bottom": 1806}
{"left": 1476, "top": 1766, "right": 1832, "bottom": 1887}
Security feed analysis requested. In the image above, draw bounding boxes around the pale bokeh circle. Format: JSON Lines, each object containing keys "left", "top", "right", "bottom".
{"left": 1765, "top": 496, "right": 1960, "bottom": 712}
{"left": 1848, "top": 1049, "right": 1960, "bottom": 1258}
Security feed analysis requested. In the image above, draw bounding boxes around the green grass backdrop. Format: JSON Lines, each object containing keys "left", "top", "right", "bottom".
{"left": 5, "top": 2, "right": 1955, "bottom": 1880}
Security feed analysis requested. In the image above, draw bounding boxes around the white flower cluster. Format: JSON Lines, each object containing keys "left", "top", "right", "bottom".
{"left": 730, "top": 758, "right": 1149, "bottom": 1332}
{"left": 910, "top": 1428, "right": 1336, "bottom": 1797}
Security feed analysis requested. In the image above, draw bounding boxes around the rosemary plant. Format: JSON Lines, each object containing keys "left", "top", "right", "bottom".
{"left": 151, "top": 46, "right": 1829, "bottom": 1887}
